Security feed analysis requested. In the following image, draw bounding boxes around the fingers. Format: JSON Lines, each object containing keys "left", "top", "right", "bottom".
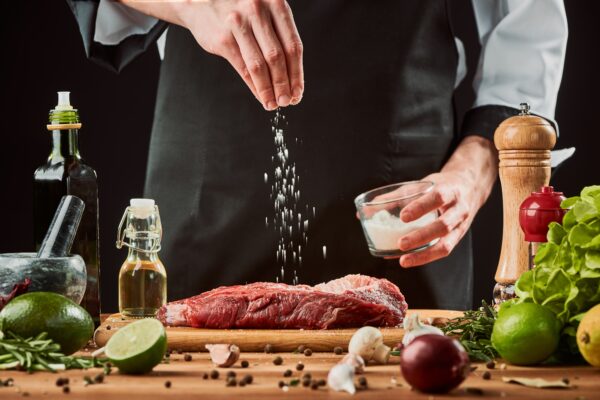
{"left": 400, "top": 185, "right": 458, "bottom": 222}
{"left": 228, "top": 11, "right": 277, "bottom": 110}
{"left": 249, "top": 2, "right": 292, "bottom": 107}
{"left": 398, "top": 206, "right": 467, "bottom": 251}
{"left": 219, "top": 34, "right": 260, "bottom": 101}
{"left": 399, "top": 221, "right": 468, "bottom": 268}
{"left": 267, "top": 0, "right": 304, "bottom": 104}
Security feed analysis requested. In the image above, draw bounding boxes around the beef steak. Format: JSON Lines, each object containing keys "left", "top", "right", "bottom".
{"left": 157, "top": 274, "right": 407, "bottom": 329}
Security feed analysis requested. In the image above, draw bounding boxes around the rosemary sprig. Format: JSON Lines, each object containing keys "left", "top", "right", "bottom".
{"left": 0, "top": 331, "right": 106, "bottom": 372}
{"left": 440, "top": 300, "right": 499, "bottom": 362}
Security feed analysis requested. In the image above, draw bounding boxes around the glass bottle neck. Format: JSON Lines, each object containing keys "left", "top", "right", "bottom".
{"left": 51, "top": 129, "right": 81, "bottom": 160}
{"left": 127, "top": 238, "right": 160, "bottom": 262}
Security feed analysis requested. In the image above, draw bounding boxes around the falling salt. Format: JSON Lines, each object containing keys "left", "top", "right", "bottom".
{"left": 266, "top": 109, "right": 319, "bottom": 285}
{"left": 322, "top": 246, "right": 327, "bottom": 259}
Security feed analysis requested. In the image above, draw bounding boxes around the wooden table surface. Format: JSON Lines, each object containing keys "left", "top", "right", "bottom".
{"left": 1, "top": 350, "right": 598, "bottom": 399}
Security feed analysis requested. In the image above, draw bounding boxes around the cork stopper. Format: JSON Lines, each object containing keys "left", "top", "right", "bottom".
{"left": 494, "top": 103, "right": 556, "bottom": 151}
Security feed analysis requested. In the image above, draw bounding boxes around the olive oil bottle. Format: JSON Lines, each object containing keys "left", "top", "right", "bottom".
{"left": 33, "top": 91, "right": 100, "bottom": 326}
{"left": 117, "top": 199, "right": 166, "bottom": 317}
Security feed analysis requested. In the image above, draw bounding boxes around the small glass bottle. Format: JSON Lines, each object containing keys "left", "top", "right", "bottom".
{"left": 116, "top": 199, "right": 167, "bottom": 317}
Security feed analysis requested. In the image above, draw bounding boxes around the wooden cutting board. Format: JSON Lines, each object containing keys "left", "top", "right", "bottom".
{"left": 94, "top": 309, "right": 462, "bottom": 352}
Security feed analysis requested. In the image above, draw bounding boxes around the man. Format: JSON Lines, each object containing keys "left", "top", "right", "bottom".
{"left": 68, "top": 0, "right": 567, "bottom": 309}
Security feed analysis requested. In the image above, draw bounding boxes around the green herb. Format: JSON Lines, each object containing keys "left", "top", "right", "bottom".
{"left": 440, "top": 300, "right": 499, "bottom": 362}
{"left": 0, "top": 331, "right": 105, "bottom": 372}
{"left": 514, "top": 185, "right": 600, "bottom": 358}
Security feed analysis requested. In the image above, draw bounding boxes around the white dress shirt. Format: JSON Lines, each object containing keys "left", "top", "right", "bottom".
{"left": 94, "top": 0, "right": 568, "bottom": 118}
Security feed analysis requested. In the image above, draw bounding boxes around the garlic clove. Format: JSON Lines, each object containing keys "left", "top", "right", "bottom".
{"left": 339, "top": 353, "right": 365, "bottom": 374}
{"left": 327, "top": 363, "right": 356, "bottom": 394}
{"left": 205, "top": 344, "right": 240, "bottom": 367}
{"left": 402, "top": 313, "right": 444, "bottom": 347}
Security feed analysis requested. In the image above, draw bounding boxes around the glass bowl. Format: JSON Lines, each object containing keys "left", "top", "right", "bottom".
{"left": 354, "top": 181, "right": 438, "bottom": 257}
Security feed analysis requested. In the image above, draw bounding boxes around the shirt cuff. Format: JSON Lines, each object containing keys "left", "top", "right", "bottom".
{"left": 460, "top": 105, "right": 559, "bottom": 143}
{"left": 94, "top": 0, "right": 159, "bottom": 45}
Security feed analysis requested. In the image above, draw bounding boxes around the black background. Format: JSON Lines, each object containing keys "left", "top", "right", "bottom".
{"left": 1, "top": 1, "right": 598, "bottom": 313}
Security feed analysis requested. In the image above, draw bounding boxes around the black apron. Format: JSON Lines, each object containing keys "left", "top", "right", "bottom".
{"left": 144, "top": 0, "right": 473, "bottom": 310}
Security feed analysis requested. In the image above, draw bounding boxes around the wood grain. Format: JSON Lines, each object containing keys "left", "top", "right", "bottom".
{"left": 493, "top": 112, "right": 556, "bottom": 284}
{"left": 4, "top": 351, "right": 599, "bottom": 399}
{"left": 94, "top": 309, "right": 463, "bottom": 351}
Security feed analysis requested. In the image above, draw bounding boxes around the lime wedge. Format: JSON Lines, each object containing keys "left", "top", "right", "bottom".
{"left": 105, "top": 318, "right": 167, "bottom": 374}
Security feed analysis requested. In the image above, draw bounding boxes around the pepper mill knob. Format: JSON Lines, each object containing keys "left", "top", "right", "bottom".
{"left": 492, "top": 103, "right": 557, "bottom": 305}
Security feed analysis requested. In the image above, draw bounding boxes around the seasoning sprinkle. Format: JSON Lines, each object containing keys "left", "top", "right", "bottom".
{"left": 283, "top": 369, "right": 292, "bottom": 377}
{"left": 303, "top": 348, "right": 312, "bottom": 357}
{"left": 210, "top": 370, "right": 219, "bottom": 379}
{"left": 333, "top": 346, "right": 343, "bottom": 355}
{"left": 295, "top": 362, "right": 304, "bottom": 371}
{"left": 273, "top": 356, "right": 283, "bottom": 365}
{"left": 241, "top": 360, "right": 249, "bottom": 368}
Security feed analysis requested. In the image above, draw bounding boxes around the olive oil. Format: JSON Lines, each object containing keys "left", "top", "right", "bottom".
{"left": 117, "top": 199, "right": 167, "bottom": 317}
{"left": 33, "top": 92, "right": 100, "bottom": 326}
{"left": 118, "top": 260, "right": 166, "bottom": 318}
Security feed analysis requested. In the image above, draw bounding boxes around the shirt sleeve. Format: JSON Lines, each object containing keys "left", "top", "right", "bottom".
{"left": 461, "top": 0, "right": 568, "bottom": 141}
{"left": 66, "top": 0, "right": 167, "bottom": 72}
{"left": 94, "top": 0, "right": 158, "bottom": 45}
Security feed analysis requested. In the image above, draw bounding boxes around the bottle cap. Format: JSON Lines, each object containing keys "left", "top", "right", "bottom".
{"left": 130, "top": 198, "right": 156, "bottom": 219}
{"left": 519, "top": 186, "right": 567, "bottom": 242}
{"left": 55, "top": 91, "right": 73, "bottom": 111}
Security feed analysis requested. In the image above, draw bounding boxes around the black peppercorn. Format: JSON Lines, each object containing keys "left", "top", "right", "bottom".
{"left": 317, "top": 379, "right": 326, "bottom": 387}
{"left": 296, "top": 362, "right": 304, "bottom": 371}
{"left": 264, "top": 344, "right": 274, "bottom": 353}
{"left": 333, "top": 346, "right": 343, "bottom": 355}
{"left": 311, "top": 381, "right": 319, "bottom": 390}
{"left": 226, "top": 378, "right": 237, "bottom": 387}
{"left": 239, "top": 380, "right": 246, "bottom": 387}
{"left": 283, "top": 369, "right": 292, "bottom": 377}
{"left": 273, "top": 356, "right": 283, "bottom": 365}
{"left": 241, "top": 360, "right": 249, "bottom": 368}
{"left": 302, "top": 378, "right": 311, "bottom": 387}
{"left": 242, "top": 374, "right": 253, "bottom": 385}
{"left": 202, "top": 373, "right": 209, "bottom": 380}
{"left": 227, "top": 371, "right": 236, "bottom": 378}
{"left": 482, "top": 371, "right": 491, "bottom": 380}
{"left": 297, "top": 345, "right": 306, "bottom": 353}
{"left": 302, "top": 373, "right": 312, "bottom": 381}
{"left": 164, "top": 381, "right": 172, "bottom": 388}
{"left": 485, "top": 361, "right": 495, "bottom": 369}
{"left": 303, "top": 348, "right": 312, "bottom": 357}
{"left": 278, "top": 381, "right": 286, "bottom": 388}
{"left": 184, "top": 353, "right": 192, "bottom": 362}
{"left": 358, "top": 376, "right": 367, "bottom": 387}
{"left": 94, "top": 374, "right": 104, "bottom": 384}
{"left": 62, "top": 386, "right": 70, "bottom": 394}
{"left": 210, "top": 370, "right": 219, "bottom": 379}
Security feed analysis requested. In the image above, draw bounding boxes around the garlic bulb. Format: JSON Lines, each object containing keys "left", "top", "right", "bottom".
{"left": 327, "top": 363, "right": 356, "bottom": 394}
{"left": 402, "top": 313, "right": 444, "bottom": 347}
{"left": 339, "top": 353, "right": 365, "bottom": 374}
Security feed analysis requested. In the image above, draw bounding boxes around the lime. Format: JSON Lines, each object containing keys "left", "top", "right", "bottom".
{"left": 491, "top": 302, "right": 560, "bottom": 365}
{"left": 0, "top": 292, "right": 93, "bottom": 355}
{"left": 577, "top": 304, "right": 600, "bottom": 367}
{"left": 105, "top": 318, "right": 167, "bottom": 374}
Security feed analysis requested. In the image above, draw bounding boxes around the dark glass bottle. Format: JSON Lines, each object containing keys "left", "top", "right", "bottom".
{"left": 33, "top": 92, "right": 100, "bottom": 326}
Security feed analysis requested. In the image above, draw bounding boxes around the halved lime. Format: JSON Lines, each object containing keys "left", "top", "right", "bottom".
{"left": 105, "top": 318, "right": 167, "bottom": 374}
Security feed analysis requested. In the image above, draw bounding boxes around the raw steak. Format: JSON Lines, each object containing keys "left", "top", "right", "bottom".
{"left": 157, "top": 274, "right": 407, "bottom": 329}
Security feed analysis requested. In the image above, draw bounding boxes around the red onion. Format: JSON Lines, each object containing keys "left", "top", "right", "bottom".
{"left": 400, "top": 334, "right": 470, "bottom": 393}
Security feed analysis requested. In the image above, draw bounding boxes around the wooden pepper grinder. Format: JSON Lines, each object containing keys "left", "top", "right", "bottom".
{"left": 493, "top": 103, "right": 557, "bottom": 305}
